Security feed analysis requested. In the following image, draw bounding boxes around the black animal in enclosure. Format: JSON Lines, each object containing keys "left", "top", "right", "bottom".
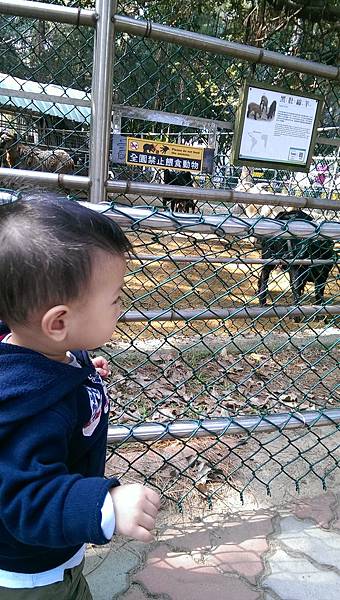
{"left": 258, "top": 210, "right": 334, "bottom": 306}
{"left": 143, "top": 143, "right": 157, "bottom": 153}
{"left": 163, "top": 169, "right": 196, "bottom": 213}
{"left": 267, "top": 100, "right": 277, "bottom": 120}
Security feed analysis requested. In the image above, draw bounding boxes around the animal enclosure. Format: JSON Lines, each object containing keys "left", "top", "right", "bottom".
{"left": 0, "top": 0, "right": 339, "bottom": 506}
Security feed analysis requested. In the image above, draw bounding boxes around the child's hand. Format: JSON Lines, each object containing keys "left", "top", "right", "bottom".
{"left": 110, "top": 483, "right": 160, "bottom": 542}
{"left": 91, "top": 356, "right": 110, "bottom": 379}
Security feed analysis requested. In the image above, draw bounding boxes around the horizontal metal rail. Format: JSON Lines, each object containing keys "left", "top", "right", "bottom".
{"left": 0, "top": 90, "right": 336, "bottom": 144}
{"left": 132, "top": 253, "right": 340, "bottom": 266}
{"left": 0, "top": 168, "right": 90, "bottom": 189}
{"left": 107, "top": 408, "right": 340, "bottom": 444}
{"left": 114, "top": 16, "right": 340, "bottom": 81}
{"left": 0, "top": 87, "right": 91, "bottom": 108}
{"left": 0, "top": 0, "right": 96, "bottom": 25}
{"left": 105, "top": 180, "right": 340, "bottom": 212}
{"left": 316, "top": 137, "right": 340, "bottom": 148}
{"left": 84, "top": 203, "right": 340, "bottom": 240}
{"left": 1, "top": 168, "right": 339, "bottom": 213}
{"left": 120, "top": 305, "right": 340, "bottom": 323}
{"left": 112, "top": 104, "right": 232, "bottom": 130}
{"left": 0, "top": 1, "right": 338, "bottom": 81}
{"left": 111, "top": 109, "right": 337, "bottom": 143}
{"left": 114, "top": 129, "right": 339, "bottom": 148}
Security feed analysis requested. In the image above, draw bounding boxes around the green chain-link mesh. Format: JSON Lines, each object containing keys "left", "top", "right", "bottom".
{"left": 0, "top": 0, "right": 339, "bottom": 507}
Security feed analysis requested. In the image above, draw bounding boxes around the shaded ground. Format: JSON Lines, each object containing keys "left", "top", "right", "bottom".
{"left": 107, "top": 345, "right": 339, "bottom": 424}
{"left": 115, "top": 231, "right": 339, "bottom": 341}
{"left": 105, "top": 343, "right": 339, "bottom": 505}
{"left": 106, "top": 422, "right": 340, "bottom": 506}
{"left": 103, "top": 229, "right": 339, "bottom": 506}
{"left": 85, "top": 483, "right": 340, "bottom": 600}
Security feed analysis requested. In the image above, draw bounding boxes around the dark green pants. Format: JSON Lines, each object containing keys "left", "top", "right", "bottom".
{"left": 0, "top": 559, "right": 92, "bottom": 599}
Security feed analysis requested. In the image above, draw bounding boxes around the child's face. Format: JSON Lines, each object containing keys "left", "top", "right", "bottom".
{"left": 68, "top": 251, "right": 126, "bottom": 350}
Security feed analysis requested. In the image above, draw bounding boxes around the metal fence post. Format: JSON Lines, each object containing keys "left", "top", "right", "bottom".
{"left": 89, "top": 0, "right": 116, "bottom": 203}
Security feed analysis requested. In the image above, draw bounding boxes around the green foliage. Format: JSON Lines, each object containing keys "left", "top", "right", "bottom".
{"left": 0, "top": 2, "right": 94, "bottom": 89}
{"left": 113, "top": 0, "right": 339, "bottom": 133}
{"left": 0, "top": 0, "right": 338, "bottom": 132}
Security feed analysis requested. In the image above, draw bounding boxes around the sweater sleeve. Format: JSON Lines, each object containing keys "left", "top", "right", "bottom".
{"left": 0, "top": 406, "right": 119, "bottom": 548}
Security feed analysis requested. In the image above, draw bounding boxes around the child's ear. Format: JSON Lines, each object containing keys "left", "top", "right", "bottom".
{"left": 41, "top": 305, "right": 69, "bottom": 341}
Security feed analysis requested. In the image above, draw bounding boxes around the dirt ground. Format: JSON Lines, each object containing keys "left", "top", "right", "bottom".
{"left": 105, "top": 417, "right": 340, "bottom": 508}
{"left": 107, "top": 345, "right": 339, "bottom": 423}
{"left": 104, "top": 229, "right": 339, "bottom": 507}
{"left": 114, "top": 230, "right": 339, "bottom": 341}
{"left": 105, "top": 230, "right": 338, "bottom": 422}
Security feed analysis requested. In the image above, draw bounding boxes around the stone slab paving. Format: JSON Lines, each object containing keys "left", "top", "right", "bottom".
{"left": 130, "top": 543, "right": 260, "bottom": 600}
{"left": 116, "top": 584, "right": 152, "bottom": 600}
{"left": 85, "top": 539, "right": 147, "bottom": 600}
{"left": 263, "top": 547, "right": 340, "bottom": 600}
{"left": 331, "top": 493, "right": 340, "bottom": 530}
{"left": 289, "top": 491, "right": 337, "bottom": 529}
{"left": 206, "top": 511, "right": 273, "bottom": 583}
{"left": 262, "top": 514, "right": 340, "bottom": 600}
{"left": 85, "top": 489, "right": 340, "bottom": 600}
{"left": 277, "top": 515, "right": 340, "bottom": 569}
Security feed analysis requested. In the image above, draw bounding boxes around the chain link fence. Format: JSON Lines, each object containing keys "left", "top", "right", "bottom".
{"left": 0, "top": 0, "right": 339, "bottom": 507}
{"left": 110, "top": 0, "right": 340, "bottom": 505}
{"left": 101, "top": 204, "right": 339, "bottom": 506}
{"left": 112, "top": 0, "right": 340, "bottom": 210}
{"left": 0, "top": 3, "right": 92, "bottom": 182}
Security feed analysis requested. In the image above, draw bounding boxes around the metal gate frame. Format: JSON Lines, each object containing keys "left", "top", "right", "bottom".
{"left": 0, "top": 0, "right": 339, "bottom": 210}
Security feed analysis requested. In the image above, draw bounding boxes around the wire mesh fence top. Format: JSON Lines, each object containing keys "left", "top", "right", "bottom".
{"left": 101, "top": 200, "right": 339, "bottom": 506}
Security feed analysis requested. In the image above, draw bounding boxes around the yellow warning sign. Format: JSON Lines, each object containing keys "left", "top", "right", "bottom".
{"left": 126, "top": 137, "right": 203, "bottom": 172}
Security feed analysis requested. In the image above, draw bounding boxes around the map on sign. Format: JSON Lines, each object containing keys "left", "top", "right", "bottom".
{"left": 125, "top": 137, "right": 204, "bottom": 172}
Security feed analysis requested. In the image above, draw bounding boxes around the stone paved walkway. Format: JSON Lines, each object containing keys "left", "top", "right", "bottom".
{"left": 84, "top": 488, "right": 340, "bottom": 599}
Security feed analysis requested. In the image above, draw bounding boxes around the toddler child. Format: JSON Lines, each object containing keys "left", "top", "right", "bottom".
{"left": 0, "top": 193, "right": 160, "bottom": 598}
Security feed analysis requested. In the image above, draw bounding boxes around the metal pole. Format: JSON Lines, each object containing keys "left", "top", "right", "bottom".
{"left": 105, "top": 180, "right": 340, "bottom": 212}
{"left": 328, "top": 146, "right": 340, "bottom": 200}
{"left": 119, "top": 305, "right": 340, "bottom": 323}
{"left": 0, "top": 0, "right": 96, "bottom": 25}
{"left": 131, "top": 253, "right": 339, "bottom": 266}
{"left": 107, "top": 408, "right": 340, "bottom": 444}
{"left": 0, "top": 87, "right": 91, "bottom": 108}
{"left": 0, "top": 2, "right": 338, "bottom": 81}
{"left": 0, "top": 167, "right": 337, "bottom": 213}
{"left": 0, "top": 168, "right": 90, "bottom": 189}
{"left": 114, "top": 15, "right": 340, "bottom": 81}
{"left": 89, "top": 0, "right": 116, "bottom": 203}
{"left": 82, "top": 202, "right": 340, "bottom": 239}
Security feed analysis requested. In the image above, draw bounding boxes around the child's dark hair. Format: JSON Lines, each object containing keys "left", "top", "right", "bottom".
{"left": 0, "top": 193, "right": 132, "bottom": 325}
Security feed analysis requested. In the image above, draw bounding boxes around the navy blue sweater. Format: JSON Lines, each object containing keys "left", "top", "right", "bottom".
{"left": 0, "top": 324, "right": 119, "bottom": 573}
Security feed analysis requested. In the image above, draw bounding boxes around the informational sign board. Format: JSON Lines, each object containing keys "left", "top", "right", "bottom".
{"left": 126, "top": 137, "right": 203, "bottom": 172}
{"left": 231, "top": 81, "right": 323, "bottom": 172}
{"left": 112, "top": 135, "right": 214, "bottom": 173}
